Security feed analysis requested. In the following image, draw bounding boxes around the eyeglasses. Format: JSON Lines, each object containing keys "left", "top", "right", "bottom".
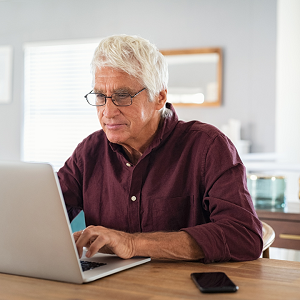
{"left": 84, "top": 88, "right": 146, "bottom": 107}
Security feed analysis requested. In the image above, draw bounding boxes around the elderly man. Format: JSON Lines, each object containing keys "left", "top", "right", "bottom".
{"left": 58, "top": 34, "right": 262, "bottom": 263}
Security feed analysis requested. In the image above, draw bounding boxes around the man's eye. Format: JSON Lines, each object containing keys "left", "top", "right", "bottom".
{"left": 96, "top": 94, "right": 105, "bottom": 99}
{"left": 116, "top": 93, "right": 129, "bottom": 99}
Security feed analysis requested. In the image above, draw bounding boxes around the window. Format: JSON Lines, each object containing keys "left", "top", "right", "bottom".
{"left": 23, "top": 40, "right": 100, "bottom": 171}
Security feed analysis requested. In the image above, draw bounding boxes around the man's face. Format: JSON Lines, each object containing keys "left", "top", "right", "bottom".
{"left": 94, "top": 67, "right": 166, "bottom": 152}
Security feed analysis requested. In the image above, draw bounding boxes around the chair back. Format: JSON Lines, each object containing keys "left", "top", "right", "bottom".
{"left": 262, "top": 221, "right": 275, "bottom": 258}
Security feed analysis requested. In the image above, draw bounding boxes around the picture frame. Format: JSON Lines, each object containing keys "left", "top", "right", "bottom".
{"left": 160, "top": 48, "right": 222, "bottom": 107}
{"left": 0, "top": 46, "right": 13, "bottom": 104}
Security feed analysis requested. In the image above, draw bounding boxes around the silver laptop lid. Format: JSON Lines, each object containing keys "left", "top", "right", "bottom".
{"left": 0, "top": 161, "right": 151, "bottom": 284}
{"left": 0, "top": 161, "right": 83, "bottom": 283}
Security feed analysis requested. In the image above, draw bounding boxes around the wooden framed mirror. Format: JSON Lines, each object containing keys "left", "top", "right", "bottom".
{"left": 160, "top": 48, "right": 222, "bottom": 107}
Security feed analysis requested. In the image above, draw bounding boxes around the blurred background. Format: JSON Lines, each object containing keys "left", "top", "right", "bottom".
{"left": 0, "top": 0, "right": 300, "bottom": 261}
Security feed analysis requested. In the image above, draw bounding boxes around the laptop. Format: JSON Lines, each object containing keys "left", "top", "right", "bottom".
{"left": 0, "top": 161, "right": 150, "bottom": 284}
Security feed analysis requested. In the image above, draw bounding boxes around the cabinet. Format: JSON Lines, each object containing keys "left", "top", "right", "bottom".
{"left": 256, "top": 203, "right": 300, "bottom": 250}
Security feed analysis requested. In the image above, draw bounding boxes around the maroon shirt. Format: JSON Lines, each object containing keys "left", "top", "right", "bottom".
{"left": 58, "top": 103, "right": 263, "bottom": 263}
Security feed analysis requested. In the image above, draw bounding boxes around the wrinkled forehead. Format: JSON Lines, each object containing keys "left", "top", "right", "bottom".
{"left": 94, "top": 67, "right": 143, "bottom": 88}
{"left": 93, "top": 67, "right": 144, "bottom": 93}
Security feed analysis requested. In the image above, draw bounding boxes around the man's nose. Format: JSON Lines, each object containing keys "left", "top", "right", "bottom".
{"left": 102, "top": 97, "right": 120, "bottom": 118}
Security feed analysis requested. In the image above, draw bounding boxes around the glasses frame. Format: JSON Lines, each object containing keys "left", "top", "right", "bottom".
{"left": 84, "top": 87, "right": 146, "bottom": 107}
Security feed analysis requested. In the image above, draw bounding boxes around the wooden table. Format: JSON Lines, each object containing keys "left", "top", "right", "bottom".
{"left": 1, "top": 258, "right": 300, "bottom": 299}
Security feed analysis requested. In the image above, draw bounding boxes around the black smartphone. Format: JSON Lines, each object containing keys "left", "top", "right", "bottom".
{"left": 191, "top": 272, "right": 238, "bottom": 293}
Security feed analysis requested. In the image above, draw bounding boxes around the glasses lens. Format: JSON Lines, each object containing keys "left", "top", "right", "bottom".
{"left": 112, "top": 93, "right": 132, "bottom": 106}
{"left": 87, "top": 94, "right": 105, "bottom": 106}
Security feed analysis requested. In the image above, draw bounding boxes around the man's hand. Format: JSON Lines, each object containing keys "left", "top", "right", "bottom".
{"left": 74, "top": 226, "right": 204, "bottom": 261}
{"left": 73, "top": 226, "right": 136, "bottom": 259}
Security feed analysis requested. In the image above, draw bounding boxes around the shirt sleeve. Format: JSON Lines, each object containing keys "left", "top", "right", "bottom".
{"left": 57, "top": 149, "right": 83, "bottom": 222}
{"left": 182, "top": 134, "right": 263, "bottom": 263}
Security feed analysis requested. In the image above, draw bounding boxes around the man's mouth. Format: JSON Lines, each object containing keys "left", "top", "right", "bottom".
{"left": 105, "top": 123, "right": 126, "bottom": 130}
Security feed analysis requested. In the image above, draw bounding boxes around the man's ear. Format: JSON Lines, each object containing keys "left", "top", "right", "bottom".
{"left": 155, "top": 89, "right": 167, "bottom": 111}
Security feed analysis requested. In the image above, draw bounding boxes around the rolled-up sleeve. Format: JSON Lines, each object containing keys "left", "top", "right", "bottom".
{"left": 182, "top": 134, "right": 263, "bottom": 263}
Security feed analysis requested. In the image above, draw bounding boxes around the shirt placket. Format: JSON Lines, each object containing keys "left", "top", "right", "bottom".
{"left": 126, "top": 157, "right": 148, "bottom": 233}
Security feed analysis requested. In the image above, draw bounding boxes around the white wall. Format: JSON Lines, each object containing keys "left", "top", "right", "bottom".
{"left": 276, "top": 0, "right": 300, "bottom": 163}
{"left": 0, "top": 0, "right": 277, "bottom": 160}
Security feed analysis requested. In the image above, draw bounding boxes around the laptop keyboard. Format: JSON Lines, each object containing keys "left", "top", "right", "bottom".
{"left": 80, "top": 260, "right": 107, "bottom": 272}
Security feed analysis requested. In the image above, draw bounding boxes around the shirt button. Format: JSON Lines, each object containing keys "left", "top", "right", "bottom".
{"left": 131, "top": 196, "right": 137, "bottom": 201}
{"left": 126, "top": 163, "right": 131, "bottom": 167}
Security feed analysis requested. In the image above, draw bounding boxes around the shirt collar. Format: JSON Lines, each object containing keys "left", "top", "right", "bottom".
{"left": 149, "top": 102, "right": 178, "bottom": 149}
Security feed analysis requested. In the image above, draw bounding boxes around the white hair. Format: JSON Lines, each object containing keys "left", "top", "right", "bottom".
{"left": 91, "top": 34, "right": 172, "bottom": 118}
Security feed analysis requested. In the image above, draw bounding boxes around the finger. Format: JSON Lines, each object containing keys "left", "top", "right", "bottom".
{"left": 75, "top": 228, "right": 94, "bottom": 258}
{"left": 73, "top": 229, "right": 84, "bottom": 242}
{"left": 85, "top": 235, "right": 107, "bottom": 258}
